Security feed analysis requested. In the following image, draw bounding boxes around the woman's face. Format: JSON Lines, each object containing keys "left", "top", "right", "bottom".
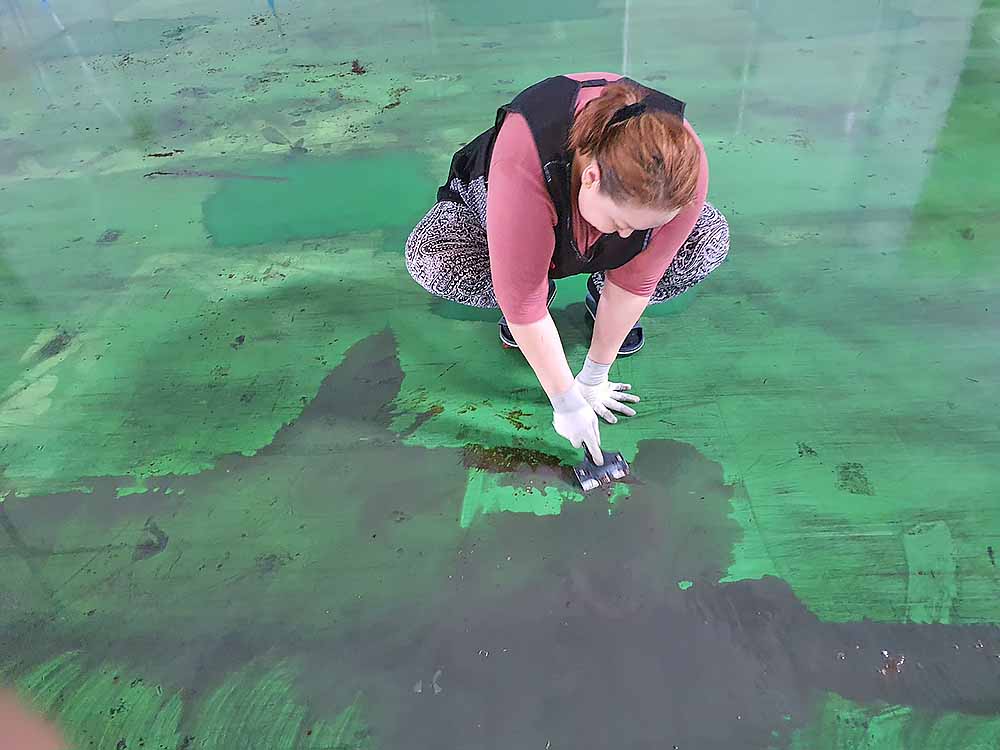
{"left": 577, "top": 160, "right": 681, "bottom": 237}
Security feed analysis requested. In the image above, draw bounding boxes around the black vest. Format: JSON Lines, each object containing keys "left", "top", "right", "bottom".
{"left": 437, "top": 76, "right": 686, "bottom": 279}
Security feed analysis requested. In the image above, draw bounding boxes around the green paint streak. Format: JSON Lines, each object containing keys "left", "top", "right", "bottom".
{"left": 783, "top": 693, "right": 1000, "bottom": 750}
{"left": 194, "top": 663, "right": 307, "bottom": 749}
{"left": 16, "top": 653, "right": 84, "bottom": 715}
{"left": 903, "top": 521, "right": 956, "bottom": 624}
{"left": 785, "top": 697, "right": 910, "bottom": 750}
{"left": 10, "top": 655, "right": 373, "bottom": 750}
{"left": 303, "top": 694, "right": 373, "bottom": 750}
{"left": 116, "top": 478, "right": 150, "bottom": 498}
{"left": 202, "top": 153, "right": 435, "bottom": 248}
{"left": 721, "top": 482, "right": 779, "bottom": 583}
{"left": 14, "top": 653, "right": 182, "bottom": 750}
{"left": 459, "top": 468, "right": 631, "bottom": 527}
{"left": 459, "top": 469, "right": 578, "bottom": 528}
{"left": 677, "top": 580, "right": 693, "bottom": 590}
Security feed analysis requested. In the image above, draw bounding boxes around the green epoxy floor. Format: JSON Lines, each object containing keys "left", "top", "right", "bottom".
{"left": 1, "top": 0, "right": 999, "bottom": 747}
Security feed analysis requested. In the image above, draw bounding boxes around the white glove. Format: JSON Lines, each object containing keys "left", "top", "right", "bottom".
{"left": 575, "top": 356, "right": 640, "bottom": 425}
{"left": 549, "top": 382, "right": 603, "bottom": 464}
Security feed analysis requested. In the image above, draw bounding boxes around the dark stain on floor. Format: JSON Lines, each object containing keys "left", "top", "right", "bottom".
{"left": 836, "top": 462, "right": 875, "bottom": 495}
{"left": 501, "top": 409, "right": 531, "bottom": 430}
{"left": 132, "top": 519, "right": 168, "bottom": 562}
{"left": 37, "top": 330, "right": 74, "bottom": 360}
{"left": 2, "top": 332, "right": 999, "bottom": 749}
{"left": 462, "top": 444, "right": 562, "bottom": 473}
{"left": 797, "top": 441, "right": 818, "bottom": 457}
{"left": 97, "top": 229, "right": 123, "bottom": 245}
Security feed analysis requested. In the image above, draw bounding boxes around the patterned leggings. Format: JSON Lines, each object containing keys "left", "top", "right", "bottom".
{"left": 405, "top": 201, "right": 730, "bottom": 307}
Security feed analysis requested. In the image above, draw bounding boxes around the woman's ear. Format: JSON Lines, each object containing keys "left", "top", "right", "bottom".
{"left": 582, "top": 161, "right": 601, "bottom": 190}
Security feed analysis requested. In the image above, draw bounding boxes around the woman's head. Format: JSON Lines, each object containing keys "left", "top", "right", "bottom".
{"left": 569, "top": 81, "right": 701, "bottom": 237}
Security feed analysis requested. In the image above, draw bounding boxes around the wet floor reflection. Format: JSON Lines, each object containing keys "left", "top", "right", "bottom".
{"left": 3, "top": 333, "right": 998, "bottom": 748}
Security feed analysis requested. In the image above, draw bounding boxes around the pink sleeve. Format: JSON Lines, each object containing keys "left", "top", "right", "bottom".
{"left": 486, "top": 113, "right": 558, "bottom": 325}
{"left": 606, "top": 122, "right": 709, "bottom": 298}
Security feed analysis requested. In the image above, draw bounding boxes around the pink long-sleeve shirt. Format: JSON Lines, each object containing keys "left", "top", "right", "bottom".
{"left": 486, "top": 72, "right": 709, "bottom": 325}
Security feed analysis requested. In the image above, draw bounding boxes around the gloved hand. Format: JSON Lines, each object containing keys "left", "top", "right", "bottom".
{"left": 575, "top": 356, "right": 640, "bottom": 425}
{"left": 549, "top": 382, "right": 603, "bottom": 464}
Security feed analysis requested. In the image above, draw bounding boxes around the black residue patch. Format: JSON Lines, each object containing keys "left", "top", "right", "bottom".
{"left": 174, "top": 86, "right": 212, "bottom": 98}
{"left": 143, "top": 170, "right": 287, "bottom": 182}
{"left": 132, "top": 519, "right": 168, "bottom": 561}
{"left": 960, "top": 227, "right": 975, "bottom": 241}
{"left": 381, "top": 85, "right": 411, "bottom": 112}
{"left": 351, "top": 59, "right": 367, "bottom": 75}
{"left": 255, "top": 552, "right": 292, "bottom": 575}
{"left": 145, "top": 149, "right": 184, "bottom": 158}
{"left": 989, "top": 546, "right": 996, "bottom": 566}
{"left": 837, "top": 462, "right": 874, "bottom": 495}
{"left": 162, "top": 24, "right": 199, "bottom": 41}
{"left": 797, "top": 441, "right": 818, "bottom": 457}
{"left": 231, "top": 335, "right": 246, "bottom": 349}
{"left": 97, "top": 229, "right": 123, "bottom": 244}
{"left": 37, "top": 330, "right": 74, "bottom": 360}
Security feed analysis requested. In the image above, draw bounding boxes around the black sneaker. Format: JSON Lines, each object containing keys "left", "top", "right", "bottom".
{"left": 584, "top": 277, "right": 644, "bottom": 357}
{"left": 499, "top": 279, "right": 557, "bottom": 348}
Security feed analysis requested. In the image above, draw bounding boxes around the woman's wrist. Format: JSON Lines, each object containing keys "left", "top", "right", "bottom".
{"left": 577, "top": 356, "right": 611, "bottom": 386}
{"left": 548, "top": 381, "right": 587, "bottom": 413}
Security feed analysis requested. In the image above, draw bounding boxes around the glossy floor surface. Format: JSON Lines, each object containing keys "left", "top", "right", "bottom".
{"left": 1, "top": 0, "right": 999, "bottom": 748}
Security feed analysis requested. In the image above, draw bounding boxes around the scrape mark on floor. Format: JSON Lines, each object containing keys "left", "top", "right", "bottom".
{"left": 903, "top": 521, "right": 956, "bottom": 624}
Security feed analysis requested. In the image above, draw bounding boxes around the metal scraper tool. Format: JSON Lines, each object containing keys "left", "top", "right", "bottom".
{"left": 574, "top": 448, "right": 631, "bottom": 492}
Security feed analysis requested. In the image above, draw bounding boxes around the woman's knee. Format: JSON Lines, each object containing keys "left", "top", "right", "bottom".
{"left": 404, "top": 202, "right": 456, "bottom": 289}
{"left": 648, "top": 203, "right": 730, "bottom": 303}
{"left": 403, "top": 201, "right": 495, "bottom": 305}
{"left": 689, "top": 202, "right": 730, "bottom": 273}
{"left": 404, "top": 223, "right": 428, "bottom": 284}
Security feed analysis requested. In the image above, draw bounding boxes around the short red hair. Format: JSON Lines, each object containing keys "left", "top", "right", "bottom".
{"left": 568, "top": 81, "right": 701, "bottom": 211}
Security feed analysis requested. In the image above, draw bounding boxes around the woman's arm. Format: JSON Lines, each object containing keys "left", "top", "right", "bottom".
{"left": 588, "top": 280, "right": 649, "bottom": 366}
{"left": 506, "top": 314, "right": 575, "bottom": 397}
{"left": 509, "top": 314, "right": 602, "bottom": 461}
{"left": 487, "top": 113, "right": 574, "bottom": 396}
{"left": 487, "top": 116, "right": 602, "bottom": 456}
